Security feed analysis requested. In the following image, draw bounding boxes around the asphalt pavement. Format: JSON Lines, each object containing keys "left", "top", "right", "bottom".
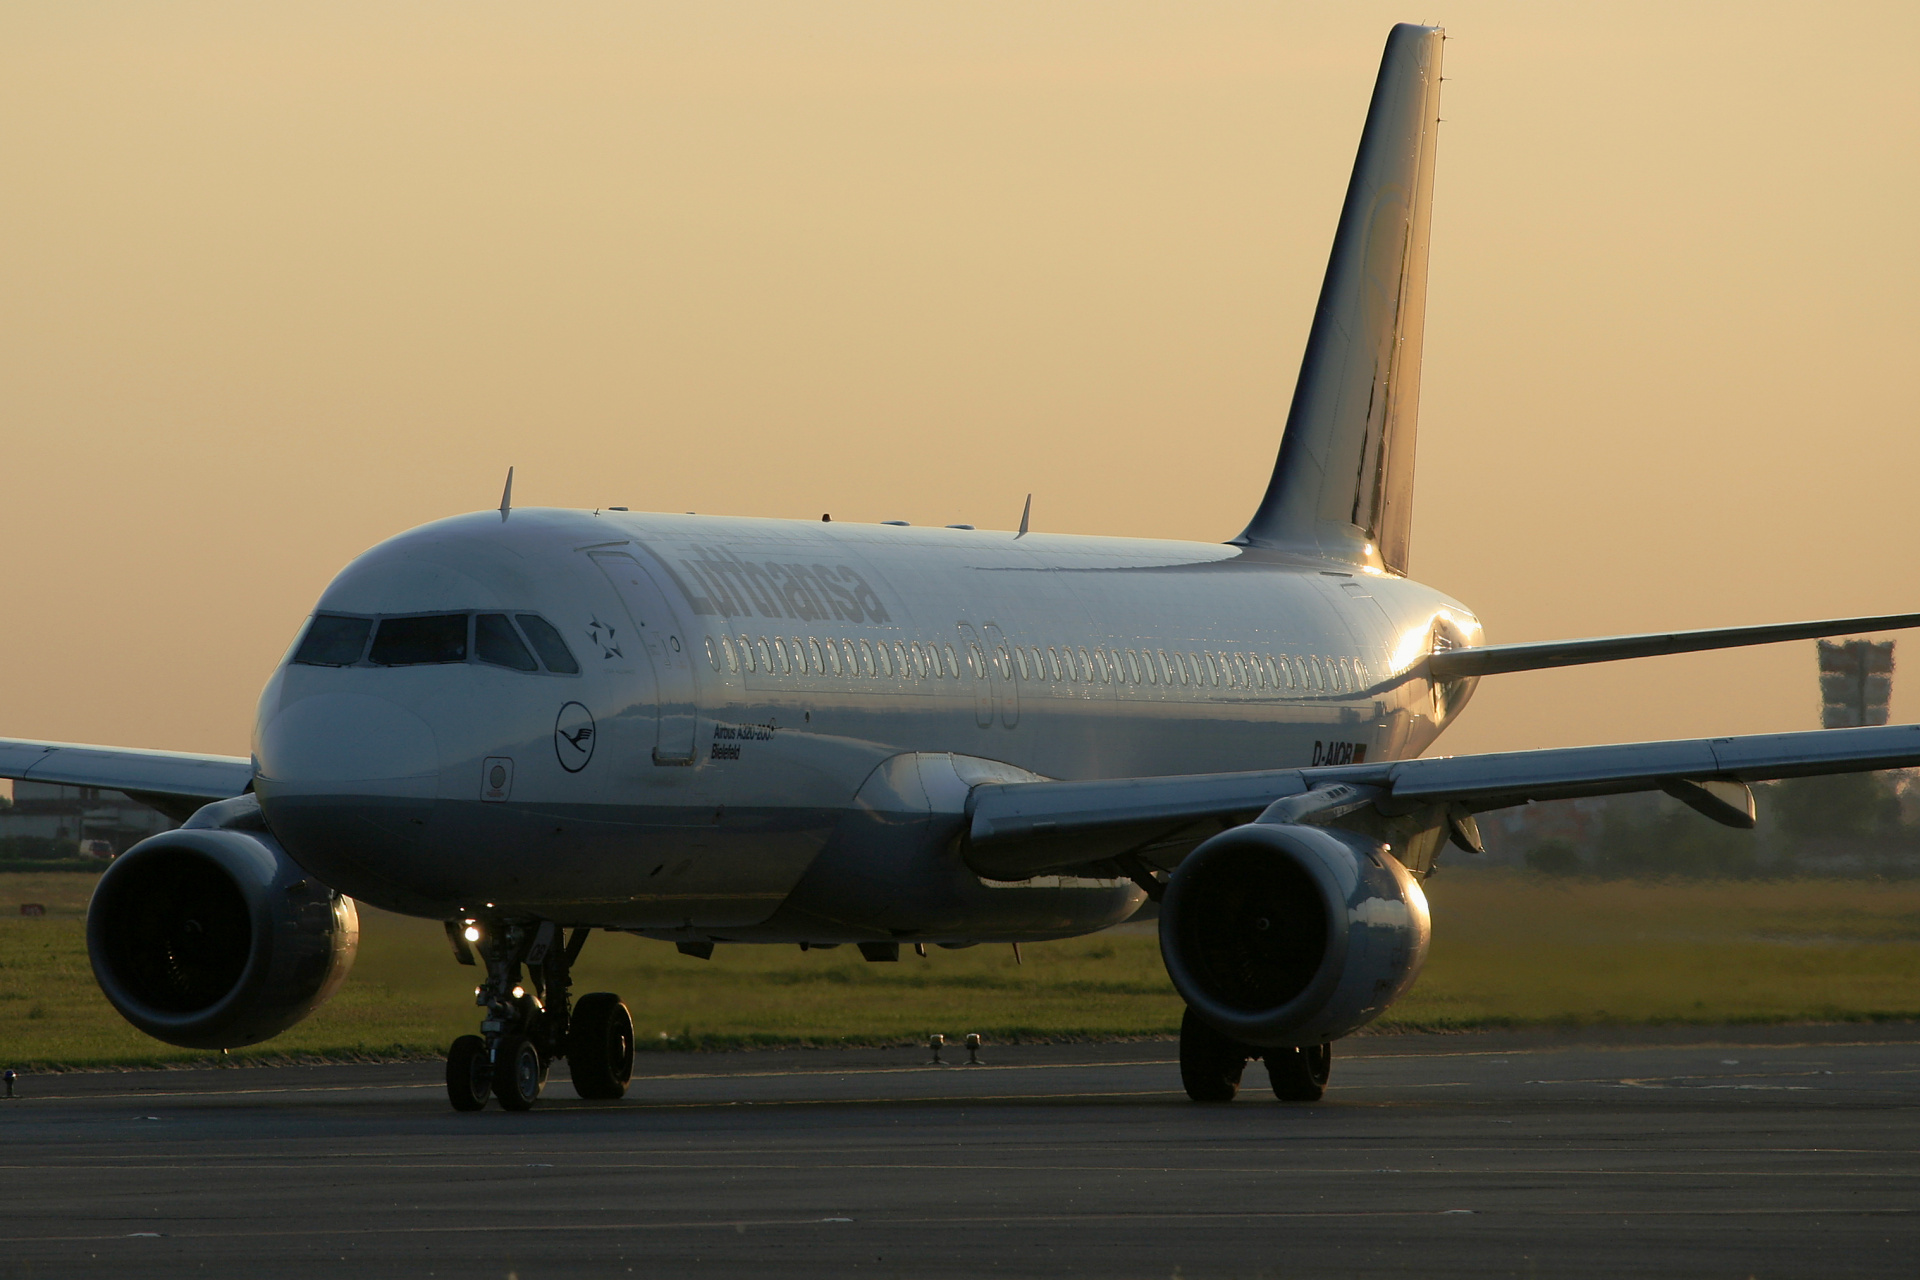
{"left": 3, "top": 1025, "right": 1918, "bottom": 1278}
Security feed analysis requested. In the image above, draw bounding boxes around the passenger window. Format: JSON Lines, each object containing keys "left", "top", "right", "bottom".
{"left": 1170, "top": 652, "right": 1187, "bottom": 685}
{"left": 944, "top": 643, "right": 960, "bottom": 678}
{"left": 721, "top": 635, "right": 740, "bottom": 673}
{"left": 789, "top": 638, "right": 805, "bottom": 672}
{"left": 808, "top": 637, "right": 824, "bottom": 673}
{"left": 1354, "top": 658, "right": 1369, "bottom": 688}
{"left": 739, "top": 634, "right": 757, "bottom": 673}
{"left": 1156, "top": 650, "right": 1173, "bottom": 684}
{"left": 858, "top": 638, "right": 876, "bottom": 676}
{"left": 755, "top": 637, "right": 773, "bottom": 672}
{"left": 877, "top": 642, "right": 893, "bottom": 677}
{"left": 1120, "top": 650, "right": 1138, "bottom": 684}
{"left": 1014, "top": 648, "right": 1029, "bottom": 680}
{"left": 1047, "top": 647, "right": 1063, "bottom": 681}
{"left": 843, "top": 639, "right": 860, "bottom": 676}
{"left": 517, "top": 615, "right": 581, "bottom": 675}
{"left": 1263, "top": 655, "right": 1279, "bottom": 687}
{"left": 475, "top": 614, "right": 539, "bottom": 672}
{"left": 1092, "top": 649, "right": 1109, "bottom": 683}
{"left": 773, "top": 638, "right": 791, "bottom": 676}
{"left": 1312, "top": 658, "right": 1326, "bottom": 692}
{"left": 704, "top": 636, "right": 720, "bottom": 671}
{"left": 293, "top": 614, "right": 372, "bottom": 667}
{"left": 1202, "top": 652, "right": 1219, "bottom": 686}
{"left": 369, "top": 614, "right": 468, "bottom": 666}
{"left": 823, "top": 639, "right": 841, "bottom": 675}
{"left": 1140, "top": 651, "right": 1157, "bottom": 685}
{"left": 1231, "top": 653, "right": 1248, "bottom": 687}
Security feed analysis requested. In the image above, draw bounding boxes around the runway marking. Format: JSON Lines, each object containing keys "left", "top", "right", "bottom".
{"left": 8, "top": 1204, "right": 1917, "bottom": 1246}
{"left": 8, "top": 1162, "right": 1918, "bottom": 1178}
{"left": 18, "top": 1047, "right": 1916, "bottom": 1103}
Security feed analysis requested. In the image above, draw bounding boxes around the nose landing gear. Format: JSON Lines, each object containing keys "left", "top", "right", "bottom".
{"left": 444, "top": 919, "right": 634, "bottom": 1112}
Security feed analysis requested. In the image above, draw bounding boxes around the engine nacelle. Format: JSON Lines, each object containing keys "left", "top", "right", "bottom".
{"left": 87, "top": 807, "right": 358, "bottom": 1051}
{"left": 1158, "top": 822, "right": 1430, "bottom": 1048}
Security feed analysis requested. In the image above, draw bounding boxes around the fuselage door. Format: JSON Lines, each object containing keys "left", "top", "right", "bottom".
{"left": 956, "top": 623, "right": 993, "bottom": 729}
{"left": 589, "top": 551, "right": 699, "bottom": 765}
{"left": 982, "top": 622, "right": 1020, "bottom": 729}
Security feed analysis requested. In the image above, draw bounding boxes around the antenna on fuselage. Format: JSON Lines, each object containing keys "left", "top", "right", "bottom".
{"left": 498, "top": 466, "right": 514, "bottom": 521}
{"left": 1015, "top": 493, "right": 1031, "bottom": 539}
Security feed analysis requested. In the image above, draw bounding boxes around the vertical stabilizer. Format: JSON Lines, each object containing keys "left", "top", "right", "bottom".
{"left": 1234, "top": 24, "right": 1443, "bottom": 575}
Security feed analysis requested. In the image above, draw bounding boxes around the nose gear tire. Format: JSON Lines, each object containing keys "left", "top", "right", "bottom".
{"left": 1178, "top": 1007, "right": 1253, "bottom": 1103}
{"left": 566, "top": 992, "right": 635, "bottom": 1100}
{"left": 1266, "top": 1042, "right": 1332, "bottom": 1102}
{"left": 446, "top": 1035, "right": 491, "bottom": 1112}
{"left": 493, "top": 1035, "right": 545, "bottom": 1111}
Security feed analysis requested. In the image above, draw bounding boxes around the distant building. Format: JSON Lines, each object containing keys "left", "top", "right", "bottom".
{"left": 0, "top": 781, "right": 176, "bottom": 858}
{"left": 1819, "top": 639, "right": 1894, "bottom": 728}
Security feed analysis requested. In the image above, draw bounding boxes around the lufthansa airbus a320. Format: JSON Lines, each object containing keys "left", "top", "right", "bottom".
{"left": 9, "top": 24, "right": 1919, "bottom": 1111}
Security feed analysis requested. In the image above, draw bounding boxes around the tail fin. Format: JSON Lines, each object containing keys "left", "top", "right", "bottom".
{"left": 1234, "top": 24, "right": 1444, "bottom": 575}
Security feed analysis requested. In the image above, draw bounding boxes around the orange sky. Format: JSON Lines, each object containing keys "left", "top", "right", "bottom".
{"left": 2, "top": 1, "right": 1916, "bottom": 763}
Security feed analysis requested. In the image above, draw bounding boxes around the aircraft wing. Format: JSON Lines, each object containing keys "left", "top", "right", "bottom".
{"left": 962, "top": 722, "right": 1920, "bottom": 881}
{"left": 0, "top": 738, "right": 252, "bottom": 823}
{"left": 1428, "top": 612, "right": 1920, "bottom": 680}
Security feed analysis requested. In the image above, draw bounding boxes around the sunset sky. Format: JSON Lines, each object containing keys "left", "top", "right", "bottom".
{"left": 3, "top": 1, "right": 1916, "bottom": 763}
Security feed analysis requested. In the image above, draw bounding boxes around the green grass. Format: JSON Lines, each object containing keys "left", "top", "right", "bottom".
{"left": 4, "top": 870, "right": 1919, "bottom": 1069}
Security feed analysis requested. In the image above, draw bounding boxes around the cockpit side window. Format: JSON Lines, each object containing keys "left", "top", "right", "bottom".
{"left": 293, "top": 614, "right": 373, "bottom": 667}
{"left": 516, "top": 614, "right": 580, "bottom": 674}
{"left": 475, "top": 614, "right": 539, "bottom": 672}
{"left": 369, "top": 614, "right": 469, "bottom": 666}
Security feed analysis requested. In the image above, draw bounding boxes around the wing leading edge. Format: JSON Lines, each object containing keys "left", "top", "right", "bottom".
{"left": 0, "top": 738, "right": 252, "bottom": 823}
{"left": 963, "top": 722, "right": 1920, "bottom": 882}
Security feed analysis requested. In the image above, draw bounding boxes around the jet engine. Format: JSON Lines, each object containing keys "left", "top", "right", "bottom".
{"left": 1158, "top": 822, "right": 1429, "bottom": 1048}
{"left": 87, "top": 801, "right": 358, "bottom": 1050}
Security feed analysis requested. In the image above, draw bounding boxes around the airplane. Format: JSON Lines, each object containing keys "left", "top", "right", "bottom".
{"left": 7, "top": 22, "right": 1920, "bottom": 1112}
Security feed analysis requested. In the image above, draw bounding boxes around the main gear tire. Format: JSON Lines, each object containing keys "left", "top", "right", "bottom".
{"left": 1266, "top": 1042, "right": 1333, "bottom": 1102}
{"left": 566, "top": 992, "right": 635, "bottom": 1100}
{"left": 446, "top": 1034, "right": 491, "bottom": 1112}
{"left": 493, "top": 1035, "right": 545, "bottom": 1111}
{"left": 1179, "top": 1006, "right": 1252, "bottom": 1103}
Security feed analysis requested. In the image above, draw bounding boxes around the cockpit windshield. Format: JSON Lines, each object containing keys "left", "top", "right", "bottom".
{"left": 369, "top": 615, "right": 468, "bottom": 666}
{"left": 292, "top": 615, "right": 373, "bottom": 667}
{"left": 292, "top": 611, "right": 578, "bottom": 674}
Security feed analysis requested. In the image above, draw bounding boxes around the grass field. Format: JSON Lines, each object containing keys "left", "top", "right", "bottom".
{"left": 3, "top": 870, "right": 1918, "bottom": 1068}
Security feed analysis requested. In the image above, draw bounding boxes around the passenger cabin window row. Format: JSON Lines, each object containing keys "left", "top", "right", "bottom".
{"left": 293, "top": 612, "right": 580, "bottom": 674}
{"left": 702, "top": 631, "right": 1369, "bottom": 696}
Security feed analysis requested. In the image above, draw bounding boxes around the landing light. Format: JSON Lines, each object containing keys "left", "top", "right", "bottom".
{"left": 463, "top": 925, "right": 481, "bottom": 943}
{"left": 511, "top": 985, "right": 526, "bottom": 1000}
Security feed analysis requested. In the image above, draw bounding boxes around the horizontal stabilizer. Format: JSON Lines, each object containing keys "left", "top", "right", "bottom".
{"left": 1428, "top": 612, "right": 1920, "bottom": 681}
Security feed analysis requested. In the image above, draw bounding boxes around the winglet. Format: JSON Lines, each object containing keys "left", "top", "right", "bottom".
{"left": 1015, "top": 493, "right": 1031, "bottom": 539}
{"left": 499, "top": 466, "right": 514, "bottom": 521}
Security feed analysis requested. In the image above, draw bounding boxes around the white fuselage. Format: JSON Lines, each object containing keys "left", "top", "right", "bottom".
{"left": 250, "top": 509, "right": 1479, "bottom": 946}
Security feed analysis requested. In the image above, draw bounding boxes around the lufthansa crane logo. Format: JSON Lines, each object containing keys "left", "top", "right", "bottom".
{"left": 554, "top": 702, "right": 597, "bottom": 772}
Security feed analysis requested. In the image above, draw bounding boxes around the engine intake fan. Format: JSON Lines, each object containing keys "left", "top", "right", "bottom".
{"left": 87, "top": 802, "right": 358, "bottom": 1050}
{"left": 1158, "top": 822, "right": 1429, "bottom": 1048}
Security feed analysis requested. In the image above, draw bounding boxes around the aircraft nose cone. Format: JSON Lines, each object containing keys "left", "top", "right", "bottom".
{"left": 255, "top": 693, "right": 439, "bottom": 796}
{"left": 252, "top": 693, "right": 449, "bottom": 913}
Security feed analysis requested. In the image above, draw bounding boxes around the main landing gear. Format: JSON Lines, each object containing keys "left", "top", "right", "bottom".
{"left": 1178, "top": 1007, "right": 1331, "bottom": 1104}
{"left": 444, "top": 919, "right": 635, "bottom": 1112}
